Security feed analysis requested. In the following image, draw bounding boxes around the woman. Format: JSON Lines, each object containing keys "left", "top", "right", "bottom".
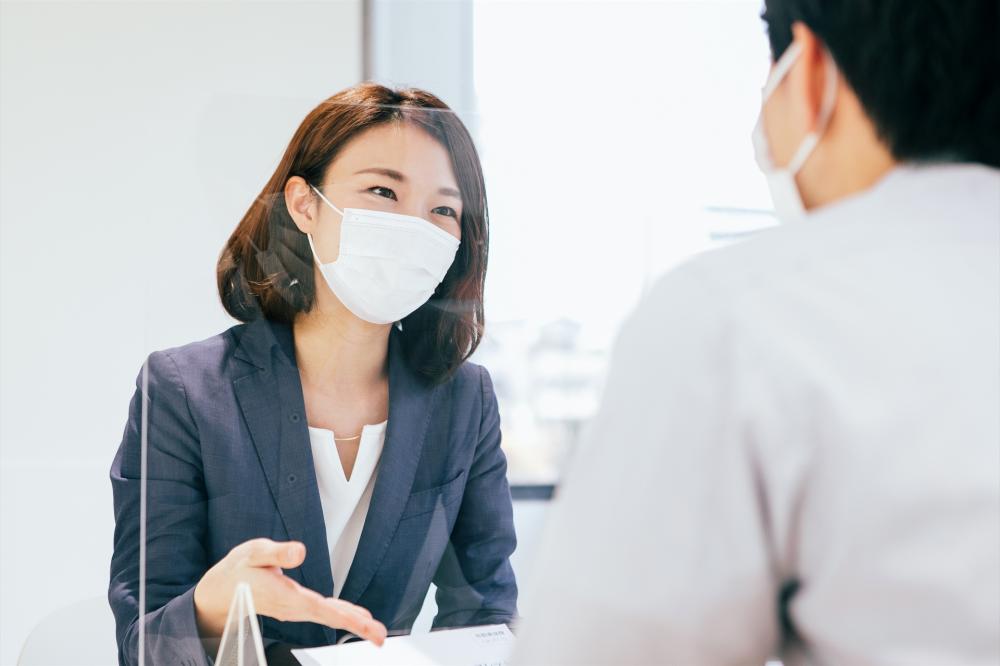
{"left": 109, "top": 84, "right": 518, "bottom": 666}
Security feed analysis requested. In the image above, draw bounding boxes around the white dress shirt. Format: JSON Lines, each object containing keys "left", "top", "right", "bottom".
{"left": 308, "top": 420, "right": 387, "bottom": 599}
{"left": 514, "top": 164, "right": 1000, "bottom": 665}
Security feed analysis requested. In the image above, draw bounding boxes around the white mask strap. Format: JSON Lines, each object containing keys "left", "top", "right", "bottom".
{"left": 762, "top": 41, "right": 804, "bottom": 100}
{"left": 307, "top": 184, "right": 345, "bottom": 266}
{"left": 305, "top": 230, "right": 324, "bottom": 266}
{"left": 786, "top": 51, "right": 839, "bottom": 174}
{"left": 310, "top": 184, "right": 346, "bottom": 218}
{"left": 762, "top": 41, "right": 839, "bottom": 175}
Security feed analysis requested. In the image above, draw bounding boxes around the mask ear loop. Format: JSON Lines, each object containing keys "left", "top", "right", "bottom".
{"left": 762, "top": 41, "right": 804, "bottom": 100}
{"left": 310, "top": 183, "right": 347, "bottom": 217}
{"left": 306, "top": 184, "right": 345, "bottom": 266}
{"left": 786, "top": 49, "right": 839, "bottom": 174}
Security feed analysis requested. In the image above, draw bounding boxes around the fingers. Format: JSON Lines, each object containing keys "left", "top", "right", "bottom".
{"left": 299, "top": 592, "right": 387, "bottom": 646}
{"left": 239, "top": 538, "right": 306, "bottom": 569}
{"left": 230, "top": 545, "right": 386, "bottom": 646}
{"left": 351, "top": 605, "right": 374, "bottom": 620}
{"left": 334, "top": 612, "right": 388, "bottom": 645}
{"left": 325, "top": 599, "right": 387, "bottom": 646}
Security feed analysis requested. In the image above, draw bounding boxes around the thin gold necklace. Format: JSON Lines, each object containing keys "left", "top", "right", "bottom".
{"left": 334, "top": 434, "right": 362, "bottom": 442}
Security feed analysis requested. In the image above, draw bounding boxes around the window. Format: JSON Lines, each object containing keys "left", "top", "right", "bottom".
{"left": 370, "top": 0, "right": 775, "bottom": 483}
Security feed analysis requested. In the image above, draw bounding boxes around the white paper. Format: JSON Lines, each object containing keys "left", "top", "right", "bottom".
{"left": 291, "top": 624, "right": 514, "bottom": 666}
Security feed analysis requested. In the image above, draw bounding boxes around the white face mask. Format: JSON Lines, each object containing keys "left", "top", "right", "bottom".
{"left": 752, "top": 41, "right": 838, "bottom": 222}
{"left": 306, "top": 184, "right": 460, "bottom": 325}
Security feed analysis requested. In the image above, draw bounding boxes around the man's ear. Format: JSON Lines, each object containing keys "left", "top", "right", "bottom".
{"left": 285, "top": 175, "right": 318, "bottom": 234}
{"left": 788, "top": 21, "right": 830, "bottom": 133}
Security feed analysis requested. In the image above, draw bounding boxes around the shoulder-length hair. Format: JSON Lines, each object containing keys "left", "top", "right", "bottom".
{"left": 217, "top": 83, "right": 489, "bottom": 385}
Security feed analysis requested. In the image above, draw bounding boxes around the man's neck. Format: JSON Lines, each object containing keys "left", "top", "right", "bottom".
{"left": 798, "top": 93, "right": 898, "bottom": 211}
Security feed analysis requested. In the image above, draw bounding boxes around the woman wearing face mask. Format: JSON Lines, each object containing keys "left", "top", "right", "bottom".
{"left": 108, "top": 84, "right": 518, "bottom": 666}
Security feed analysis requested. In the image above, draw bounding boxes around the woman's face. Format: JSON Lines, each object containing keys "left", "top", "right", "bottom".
{"left": 302, "top": 121, "right": 463, "bottom": 266}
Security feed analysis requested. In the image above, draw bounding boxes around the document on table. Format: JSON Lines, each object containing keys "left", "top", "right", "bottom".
{"left": 291, "top": 624, "right": 514, "bottom": 666}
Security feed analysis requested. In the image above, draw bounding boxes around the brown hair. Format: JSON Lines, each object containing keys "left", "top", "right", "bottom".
{"left": 217, "top": 83, "right": 489, "bottom": 384}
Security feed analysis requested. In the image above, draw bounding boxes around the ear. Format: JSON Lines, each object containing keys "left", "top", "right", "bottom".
{"left": 284, "top": 175, "right": 319, "bottom": 234}
{"left": 787, "top": 21, "right": 830, "bottom": 133}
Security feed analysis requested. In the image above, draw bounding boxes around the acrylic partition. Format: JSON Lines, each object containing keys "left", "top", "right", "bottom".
{"left": 4, "top": 3, "right": 788, "bottom": 665}
{"left": 118, "top": 5, "right": 779, "bottom": 657}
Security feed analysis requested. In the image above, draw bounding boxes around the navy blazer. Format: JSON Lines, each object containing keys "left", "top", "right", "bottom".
{"left": 109, "top": 317, "right": 518, "bottom": 665}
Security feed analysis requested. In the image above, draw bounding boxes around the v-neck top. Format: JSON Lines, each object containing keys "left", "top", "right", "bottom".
{"left": 307, "top": 419, "right": 387, "bottom": 598}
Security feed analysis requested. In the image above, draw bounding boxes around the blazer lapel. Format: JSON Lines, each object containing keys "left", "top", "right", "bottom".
{"left": 339, "top": 329, "right": 442, "bottom": 606}
{"left": 232, "top": 319, "right": 336, "bottom": 617}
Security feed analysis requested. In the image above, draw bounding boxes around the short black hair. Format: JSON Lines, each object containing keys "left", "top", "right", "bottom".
{"left": 762, "top": 0, "right": 1000, "bottom": 168}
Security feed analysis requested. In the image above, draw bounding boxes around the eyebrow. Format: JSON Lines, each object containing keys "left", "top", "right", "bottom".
{"left": 355, "top": 167, "right": 461, "bottom": 200}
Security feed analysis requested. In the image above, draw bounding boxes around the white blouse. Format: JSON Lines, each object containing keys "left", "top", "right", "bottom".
{"left": 307, "top": 420, "right": 387, "bottom": 598}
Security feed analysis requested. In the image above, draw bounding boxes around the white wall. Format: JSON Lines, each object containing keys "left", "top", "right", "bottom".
{"left": 0, "top": 2, "right": 362, "bottom": 662}
{"left": 368, "top": 0, "right": 476, "bottom": 117}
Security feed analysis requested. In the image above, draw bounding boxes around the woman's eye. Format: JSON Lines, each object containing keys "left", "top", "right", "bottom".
{"left": 368, "top": 186, "right": 397, "bottom": 200}
{"left": 432, "top": 206, "right": 458, "bottom": 219}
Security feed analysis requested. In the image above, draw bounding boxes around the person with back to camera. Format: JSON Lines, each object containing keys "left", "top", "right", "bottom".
{"left": 514, "top": 0, "right": 999, "bottom": 664}
{"left": 109, "top": 83, "right": 518, "bottom": 665}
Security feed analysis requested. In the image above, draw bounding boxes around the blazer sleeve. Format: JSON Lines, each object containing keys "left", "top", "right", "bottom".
{"left": 431, "top": 365, "right": 519, "bottom": 629}
{"left": 108, "top": 351, "right": 214, "bottom": 666}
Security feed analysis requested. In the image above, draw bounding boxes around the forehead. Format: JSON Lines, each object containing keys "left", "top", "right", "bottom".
{"left": 329, "top": 121, "right": 458, "bottom": 187}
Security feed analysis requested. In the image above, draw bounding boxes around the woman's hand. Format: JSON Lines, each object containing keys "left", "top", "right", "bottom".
{"left": 193, "top": 538, "right": 387, "bottom": 646}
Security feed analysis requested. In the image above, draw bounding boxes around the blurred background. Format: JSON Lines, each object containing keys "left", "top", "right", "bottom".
{"left": 0, "top": 1, "right": 774, "bottom": 662}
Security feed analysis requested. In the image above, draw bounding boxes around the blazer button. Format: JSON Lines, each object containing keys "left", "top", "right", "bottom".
{"left": 287, "top": 473, "right": 297, "bottom": 484}
{"left": 289, "top": 413, "right": 300, "bottom": 423}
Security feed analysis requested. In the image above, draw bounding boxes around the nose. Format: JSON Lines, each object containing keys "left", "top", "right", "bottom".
{"left": 400, "top": 198, "right": 430, "bottom": 221}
